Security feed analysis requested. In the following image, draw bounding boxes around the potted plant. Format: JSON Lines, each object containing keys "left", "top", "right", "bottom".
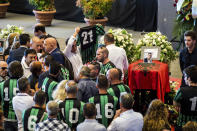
{"left": 76, "top": 0, "right": 114, "bottom": 26}
{"left": 0, "top": 0, "right": 10, "bottom": 18}
{"left": 29, "top": 0, "right": 56, "bottom": 26}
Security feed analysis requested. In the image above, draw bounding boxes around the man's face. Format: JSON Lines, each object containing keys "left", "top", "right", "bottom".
{"left": 185, "top": 36, "right": 196, "bottom": 49}
{"left": 71, "top": 41, "right": 77, "bottom": 53}
{"left": 31, "top": 40, "right": 43, "bottom": 53}
{"left": 96, "top": 49, "right": 104, "bottom": 62}
{"left": 26, "top": 53, "right": 36, "bottom": 66}
{"left": 88, "top": 64, "right": 98, "bottom": 78}
{"left": 43, "top": 40, "right": 53, "bottom": 53}
{"left": 147, "top": 53, "right": 152, "bottom": 60}
{"left": 0, "top": 62, "right": 8, "bottom": 78}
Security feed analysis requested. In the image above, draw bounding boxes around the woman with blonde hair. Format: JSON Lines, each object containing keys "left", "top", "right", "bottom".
{"left": 143, "top": 99, "right": 171, "bottom": 131}
{"left": 52, "top": 80, "right": 68, "bottom": 104}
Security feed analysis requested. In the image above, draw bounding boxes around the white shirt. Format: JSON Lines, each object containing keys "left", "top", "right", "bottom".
{"left": 12, "top": 93, "right": 34, "bottom": 131}
{"left": 21, "top": 56, "right": 31, "bottom": 78}
{"left": 77, "top": 119, "right": 106, "bottom": 131}
{"left": 106, "top": 44, "right": 128, "bottom": 75}
{"left": 63, "top": 36, "right": 83, "bottom": 79}
{"left": 107, "top": 109, "right": 143, "bottom": 131}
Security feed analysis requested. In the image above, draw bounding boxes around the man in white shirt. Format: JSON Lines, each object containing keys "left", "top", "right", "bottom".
{"left": 12, "top": 77, "right": 35, "bottom": 131}
{"left": 21, "top": 49, "right": 37, "bottom": 78}
{"left": 108, "top": 94, "right": 143, "bottom": 131}
{"left": 63, "top": 27, "right": 83, "bottom": 79}
{"left": 104, "top": 33, "right": 128, "bottom": 77}
{"left": 77, "top": 103, "right": 106, "bottom": 131}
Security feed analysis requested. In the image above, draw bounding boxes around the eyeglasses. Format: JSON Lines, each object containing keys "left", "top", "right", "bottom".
{"left": 0, "top": 67, "right": 7, "bottom": 70}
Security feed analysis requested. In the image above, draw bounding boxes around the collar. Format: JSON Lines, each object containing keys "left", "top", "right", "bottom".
{"left": 79, "top": 78, "right": 91, "bottom": 82}
{"left": 84, "top": 119, "right": 97, "bottom": 123}
{"left": 17, "top": 93, "right": 29, "bottom": 96}
{"left": 110, "top": 82, "right": 123, "bottom": 86}
{"left": 65, "top": 98, "right": 77, "bottom": 100}
{"left": 120, "top": 109, "right": 134, "bottom": 117}
{"left": 49, "top": 48, "right": 58, "bottom": 54}
{"left": 21, "top": 59, "right": 30, "bottom": 69}
{"left": 106, "top": 44, "right": 115, "bottom": 47}
{"left": 20, "top": 45, "right": 28, "bottom": 48}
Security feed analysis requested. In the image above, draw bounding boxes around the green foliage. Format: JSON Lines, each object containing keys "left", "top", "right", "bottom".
{"left": 77, "top": 0, "right": 114, "bottom": 19}
{"left": 173, "top": 0, "right": 197, "bottom": 40}
{"left": 0, "top": 25, "right": 24, "bottom": 39}
{"left": 0, "top": 0, "right": 9, "bottom": 4}
{"left": 29, "top": 0, "right": 55, "bottom": 11}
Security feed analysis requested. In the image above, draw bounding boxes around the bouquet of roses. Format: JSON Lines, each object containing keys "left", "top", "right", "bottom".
{"left": 133, "top": 32, "right": 177, "bottom": 63}
{"left": 107, "top": 28, "right": 135, "bottom": 63}
{"left": 0, "top": 25, "right": 24, "bottom": 39}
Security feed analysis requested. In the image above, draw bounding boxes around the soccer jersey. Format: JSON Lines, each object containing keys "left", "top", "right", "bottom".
{"left": 41, "top": 75, "right": 58, "bottom": 102}
{"left": 107, "top": 83, "right": 131, "bottom": 103}
{"left": 22, "top": 106, "right": 48, "bottom": 131}
{"left": 100, "top": 61, "right": 116, "bottom": 75}
{"left": 174, "top": 86, "right": 197, "bottom": 126}
{"left": 0, "top": 79, "right": 18, "bottom": 120}
{"left": 89, "top": 94, "right": 118, "bottom": 127}
{"left": 77, "top": 25, "right": 105, "bottom": 64}
{"left": 60, "top": 66, "right": 69, "bottom": 80}
{"left": 59, "top": 98, "right": 85, "bottom": 130}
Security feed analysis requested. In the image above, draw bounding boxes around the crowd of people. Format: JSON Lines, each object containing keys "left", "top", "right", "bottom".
{"left": 0, "top": 23, "right": 196, "bottom": 131}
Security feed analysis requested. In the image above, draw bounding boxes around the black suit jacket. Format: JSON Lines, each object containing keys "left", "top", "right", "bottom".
{"left": 7, "top": 47, "right": 27, "bottom": 64}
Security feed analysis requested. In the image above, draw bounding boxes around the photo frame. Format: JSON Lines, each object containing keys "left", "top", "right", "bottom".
{"left": 141, "top": 46, "right": 161, "bottom": 61}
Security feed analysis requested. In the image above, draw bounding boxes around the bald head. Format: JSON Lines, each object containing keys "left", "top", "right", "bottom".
{"left": 96, "top": 47, "right": 109, "bottom": 62}
{"left": 107, "top": 68, "right": 120, "bottom": 82}
{"left": 31, "top": 36, "right": 42, "bottom": 53}
{"left": 44, "top": 38, "right": 57, "bottom": 53}
{"left": 0, "top": 61, "right": 8, "bottom": 68}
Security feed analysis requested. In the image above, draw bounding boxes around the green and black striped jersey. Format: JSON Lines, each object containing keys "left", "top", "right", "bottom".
{"left": 107, "top": 83, "right": 131, "bottom": 103}
{"left": 60, "top": 66, "right": 69, "bottom": 80}
{"left": 100, "top": 61, "right": 116, "bottom": 75}
{"left": 89, "top": 94, "right": 118, "bottom": 128}
{"left": 22, "top": 106, "right": 48, "bottom": 131}
{"left": 0, "top": 79, "right": 18, "bottom": 120}
{"left": 41, "top": 75, "right": 58, "bottom": 102}
{"left": 59, "top": 98, "right": 85, "bottom": 130}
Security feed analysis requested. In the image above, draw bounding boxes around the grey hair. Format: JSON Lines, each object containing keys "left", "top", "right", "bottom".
{"left": 46, "top": 101, "right": 59, "bottom": 116}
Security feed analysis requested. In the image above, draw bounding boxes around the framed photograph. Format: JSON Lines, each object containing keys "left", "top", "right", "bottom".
{"left": 0, "top": 39, "right": 5, "bottom": 54}
{"left": 141, "top": 46, "right": 161, "bottom": 62}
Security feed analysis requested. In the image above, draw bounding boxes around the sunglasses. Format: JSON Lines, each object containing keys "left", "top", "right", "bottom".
{"left": 0, "top": 67, "right": 7, "bottom": 70}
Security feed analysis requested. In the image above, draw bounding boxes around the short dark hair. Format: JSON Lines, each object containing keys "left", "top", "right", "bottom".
{"left": 8, "top": 61, "right": 23, "bottom": 78}
{"left": 49, "top": 62, "right": 61, "bottom": 76}
{"left": 104, "top": 33, "right": 114, "bottom": 43}
{"left": 17, "top": 77, "right": 30, "bottom": 92}
{"left": 183, "top": 65, "right": 197, "bottom": 83}
{"left": 90, "top": 61, "right": 100, "bottom": 72}
{"left": 184, "top": 31, "right": 197, "bottom": 41}
{"left": 39, "top": 35, "right": 48, "bottom": 40}
{"left": 121, "top": 94, "right": 134, "bottom": 109}
{"left": 19, "top": 34, "right": 30, "bottom": 45}
{"left": 83, "top": 103, "right": 97, "bottom": 118}
{"left": 44, "top": 55, "right": 54, "bottom": 67}
{"left": 24, "top": 49, "right": 37, "bottom": 57}
{"left": 34, "top": 25, "right": 46, "bottom": 33}
{"left": 30, "top": 61, "right": 42, "bottom": 76}
{"left": 96, "top": 74, "right": 108, "bottom": 89}
{"left": 34, "top": 90, "right": 46, "bottom": 106}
